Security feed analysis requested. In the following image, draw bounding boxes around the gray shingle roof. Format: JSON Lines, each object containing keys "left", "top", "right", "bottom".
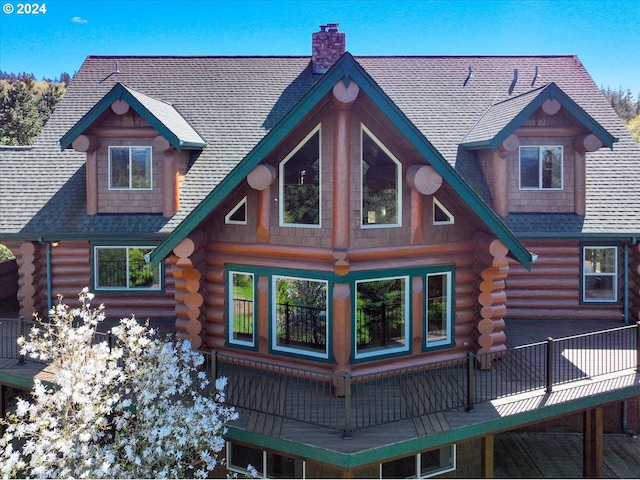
{"left": 1, "top": 54, "right": 639, "bottom": 241}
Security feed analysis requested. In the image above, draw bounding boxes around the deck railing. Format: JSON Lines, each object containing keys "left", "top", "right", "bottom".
{"left": 2, "top": 317, "right": 639, "bottom": 436}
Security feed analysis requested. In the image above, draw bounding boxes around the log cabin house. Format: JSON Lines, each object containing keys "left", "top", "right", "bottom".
{"left": 1, "top": 25, "right": 640, "bottom": 478}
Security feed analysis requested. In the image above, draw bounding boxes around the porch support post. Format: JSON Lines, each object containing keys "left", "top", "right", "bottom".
{"left": 583, "top": 406, "right": 603, "bottom": 478}
{"left": 332, "top": 80, "right": 359, "bottom": 275}
{"left": 481, "top": 435, "right": 495, "bottom": 478}
{"left": 247, "top": 164, "right": 276, "bottom": 243}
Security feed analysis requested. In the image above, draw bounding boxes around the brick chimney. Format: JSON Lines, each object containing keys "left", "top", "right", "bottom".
{"left": 311, "top": 24, "right": 345, "bottom": 74}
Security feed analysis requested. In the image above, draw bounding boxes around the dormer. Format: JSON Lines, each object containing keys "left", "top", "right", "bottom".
{"left": 460, "top": 83, "right": 616, "bottom": 216}
{"left": 59, "top": 83, "right": 206, "bottom": 217}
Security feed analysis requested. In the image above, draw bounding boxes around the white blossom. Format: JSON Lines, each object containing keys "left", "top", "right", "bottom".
{"left": 0, "top": 290, "right": 237, "bottom": 478}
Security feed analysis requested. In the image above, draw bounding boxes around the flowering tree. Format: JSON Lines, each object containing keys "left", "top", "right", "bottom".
{"left": 0, "top": 289, "right": 238, "bottom": 478}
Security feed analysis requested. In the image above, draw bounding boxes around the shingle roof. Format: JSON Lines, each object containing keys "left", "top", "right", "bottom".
{"left": 59, "top": 83, "right": 207, "bottom": 151}
{"left": 1, "top": 54, "right": 639, "bottom": 242}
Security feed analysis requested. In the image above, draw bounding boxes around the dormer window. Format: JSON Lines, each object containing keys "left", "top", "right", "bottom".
{"left": 109, "top": 146, "right": 152, "bottom": 190}
{"left": 519, "top": 146, "right": 563, "bottom": 190}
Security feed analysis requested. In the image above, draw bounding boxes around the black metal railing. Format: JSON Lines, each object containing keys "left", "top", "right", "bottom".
{"left": 2, "top": 318, "right": 639, "bottom": 437}
{"left": 356, "top": 302, "right": 405, "bottom": 348}
{"left": 275, "top": 303, "right": 326, "bottom": 350}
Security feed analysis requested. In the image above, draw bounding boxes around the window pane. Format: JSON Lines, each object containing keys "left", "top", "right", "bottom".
{"left": 97, "top": 248, "right": 127, "bottom": 287}
{"left": 110, "top": 147, "right": 130, "bottom": 188}
{"left": 382, "top": 455, "right": 416, "bottom": 478}
{"left": 131, "top": 147, "right": 151, "bottom": 188}
{"left": 128, "top": 248, "right": 159, "bottom": 288}
{"left": 282, "top": 130, "right": 320, "bottom": 225}
{"left": 584, "top": 247, "right": 617, "bottom": 301}
{"left": 231, "top": 272, "right": 254, "bottom": 344}
{"left": 519, "top": 147, "right": 539, "bottom": 188}
{"left": 420, "top": 446, "right": 455, "bottom": 476}
{"left": 356, "top": 277, "right": 406, "bottom": 355}
{"left": 541, "top": 146, "right": 562, "bottom": 189}
{"left": 228, "top": 443, "right": 263, "bottom": 475}
{"left": 427, "top": 273, "right": 449, "bottom": 345}
{"left": 362, "top": 130, "right": 398, "bottom": 225}
{"left": 584, "top": 247, "right": 617, "bottom": 273}
{"left": 274, "top": 277, "right": 327, "bottom": 354}
{"left": 584, "top": 276, "right": 615, "bottom": 300}
{"left": 266, "top": 452, "right": 303, "bottom": 478}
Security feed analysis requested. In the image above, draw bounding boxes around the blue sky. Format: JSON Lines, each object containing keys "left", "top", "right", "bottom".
{"left": 1, "top": 0, "right": 638, "bottom": 95}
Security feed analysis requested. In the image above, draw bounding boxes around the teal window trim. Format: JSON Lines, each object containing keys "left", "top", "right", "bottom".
{"left": 581, "top": 244, "right": 620, "bottom": 304}
{"left": 424, "top": 269, "right": 455, "bottom": 351}
{"left": 353, "top": 273, "right": 411, "bottom": 362}
{"left": 227, "top": 269, "right": 257, "bottom": 350}
{"left": 92, "top": 244, "right": 163, "bottom": 293}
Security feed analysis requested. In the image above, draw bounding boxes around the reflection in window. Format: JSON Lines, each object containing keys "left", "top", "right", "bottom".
{"left": 109, "top": 146, "right": 152, "bottom": 189}
{"left": 94, "top": 246, "right": 160, "bottom": 291}
{"left": 355, "top": 276, "right": 408, "bottom": 359}
{"left": 227, "top": 442, "right": 305, "bottom": 478}
{"left": 381, "top": 445, "right": 456, "bottom": 478}
{"left": 362, "top": 127, "right": 401, "bottom": 227}
{"left": 519, "top": 146, "right": 562, "bottom": 189}
{"left": 583, "top": 246, "right": 618, "bottom": 302}
{"left": 426, "top": 272, "right": 452, "bottom": 348}
{"left": 273, "top": 276, "right": 328, "bottom": 359}
{"left": 228, "top": 271, "right": 255, "bottom": 346}
{"left": 280, "top": 127, "right": 320, "bottom": 226}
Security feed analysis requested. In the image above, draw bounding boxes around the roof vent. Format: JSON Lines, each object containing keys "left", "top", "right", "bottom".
{"left": 464, "top": 66, "right": 473, "bottom": 86}
{"left": 509, "top": 68, "right": 518, "bottom": 94}
{"left": 311, "top": 23, "right": 346, "bottom": 74}
{"left": 531, "top": 66, "right": 539, "bottom": 87}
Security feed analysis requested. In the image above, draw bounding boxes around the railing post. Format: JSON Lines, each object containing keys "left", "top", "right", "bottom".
{"left": 343, "top": 372, "right": 352, "bottom": 439}
{"left": 466, "top": 351, "right": 475, "bottom": 412}
{"left": 18, "top": 316, "right": 25, "bottom": 365}
{"left": 546, "top": 337, "right": 554, "bottom": 393}
{"left": 284, "top": 303, "right": 290, "bottom": 345}
{"left": 636, "top": 322, "right": 640, "bottom": 373}
{"left": 210, "top": 349, "right": 217, "bottom": 382}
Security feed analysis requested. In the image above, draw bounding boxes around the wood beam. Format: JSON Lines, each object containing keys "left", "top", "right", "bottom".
{"left": 583, "top": 407, "right": 603, "bottom": 478}
{"left": 481, "top": 435, "right": 495, "bottom": 478}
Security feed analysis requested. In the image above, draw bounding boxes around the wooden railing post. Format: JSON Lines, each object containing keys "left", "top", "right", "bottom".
{"left": 466, "top": 351, "right": 475, "bottom": 412}
{"left": 546, "top": 337, "right": 554, "bottom": 393}
{"left": 343, "top": 372, "right": 352, "bottom": 439}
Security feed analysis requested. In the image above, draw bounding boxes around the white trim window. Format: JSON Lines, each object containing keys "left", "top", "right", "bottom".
{"left": 380, "top": 445, "right": 456, "bottom": 478}
{"left": 361, "top": 125, "right": 402, "bottom": 228}
{"left": 94, "top": 246, "right": 160, "bottom": 291}
{"left": 227, "top": 442, "right": 305, "bottom": 478}
{"left": 279, "top": 125, "right": 321, "bottom": 227}
{"left": 272, "top": 275, "right": 329, "bottom": 359}
{"left": 109, "top": 146, "right": 152, "bottom": 190}
{"left": 225, "top": 196, "right": 247, "bottom": 225}
{"left": 355, "top": 275, "right": 409, "bottom": 359}
{"left": 426, "top": 272, "right": 453, "bottom": 348}
{"left": 228, "top": 271, "right": 255, "bottom": 347}
{"left": 519, "top": 146, "right": 563, "bottom": 190}
{"left": 583, "top": 246, "right": 618, "bottom": 302}
{"left": 433, "top": 197, "right": 454, "bottom": 225}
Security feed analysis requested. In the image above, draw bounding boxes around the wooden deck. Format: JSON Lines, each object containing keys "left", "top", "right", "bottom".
{"left": 2, "top": 315, "right": 640, "bottom": 467}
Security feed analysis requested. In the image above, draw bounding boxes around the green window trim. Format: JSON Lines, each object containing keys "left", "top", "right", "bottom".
{"left": 425, "top": 271, "right": 454, "bottom": 350}
{"left": 227, "top": 270, "right": 257, "bottom": 348}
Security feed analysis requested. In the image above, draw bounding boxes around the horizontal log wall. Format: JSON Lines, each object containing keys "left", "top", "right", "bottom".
{"left": 506, "top": 240, "right": 623, "bottom": 320}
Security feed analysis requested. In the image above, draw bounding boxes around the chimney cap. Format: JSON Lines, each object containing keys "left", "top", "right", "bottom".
{"left": 319, "top": 23, "right": 339, "bottom": 32}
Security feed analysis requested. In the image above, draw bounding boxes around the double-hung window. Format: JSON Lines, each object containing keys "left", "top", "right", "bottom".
{"left": 109, "top": 146, "right": 152, "bottom": 189}
{"left": 94, "top": 246, "right": 160, "bottom": 291}
{"left": 519, "top": 146, "right": 563, "bottom": 189}
{"left": 582, "top": 246, "right": 618, "bottom": 302}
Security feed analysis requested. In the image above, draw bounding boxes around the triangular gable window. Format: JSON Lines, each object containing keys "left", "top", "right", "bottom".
{"left": 225, "top": 197, "right": 247, "bottom": 225}
{"left": 433, "top": 198, "right": 454, "bottom": 225}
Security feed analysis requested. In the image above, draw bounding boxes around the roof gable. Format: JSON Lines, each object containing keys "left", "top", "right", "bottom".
{"left": 58, "top": 83, "right": 206, "bottom": 151}
{"left": 460, "top": 82, "right": 617, "bottom": 150}
{"left": 149, "top": 53, "right": 534, "bottom": 269}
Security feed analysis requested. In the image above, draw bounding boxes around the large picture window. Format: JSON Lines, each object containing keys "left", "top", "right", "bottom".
{"left": 355, "top": 276, "right": 409, "bottom": 359}
{"left": 228, "top": 271, "right": 256, "bottom": 347}
{"left": 361, "top": 126, "right": 401, "bottom": 227}
{"left": 280, "top": 126, "right": 321, "bottom": 227}
{"left": 583, "top": 246, "right": 618, "bottom": 302}
{"left": 109, "top": 146, "right": 152, "bottom": 190}
{"left": 94, "top": 246, "right": 160, "bottom": 291}
{"left": 272, "top": 275, "right": 328, "bottom": 359}
{"left": 426, "top": 272, "right": 453, "bottom": 348}
{"left": 519, "top": 146, "right": 562, "bottom": 190}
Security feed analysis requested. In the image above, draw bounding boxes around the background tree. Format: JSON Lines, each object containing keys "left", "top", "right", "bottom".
{"left": 600, "top": 86, "right": 640, "bottom": 145}
{"left": 0, "top": 72, "right": 69, "bottom": 145}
